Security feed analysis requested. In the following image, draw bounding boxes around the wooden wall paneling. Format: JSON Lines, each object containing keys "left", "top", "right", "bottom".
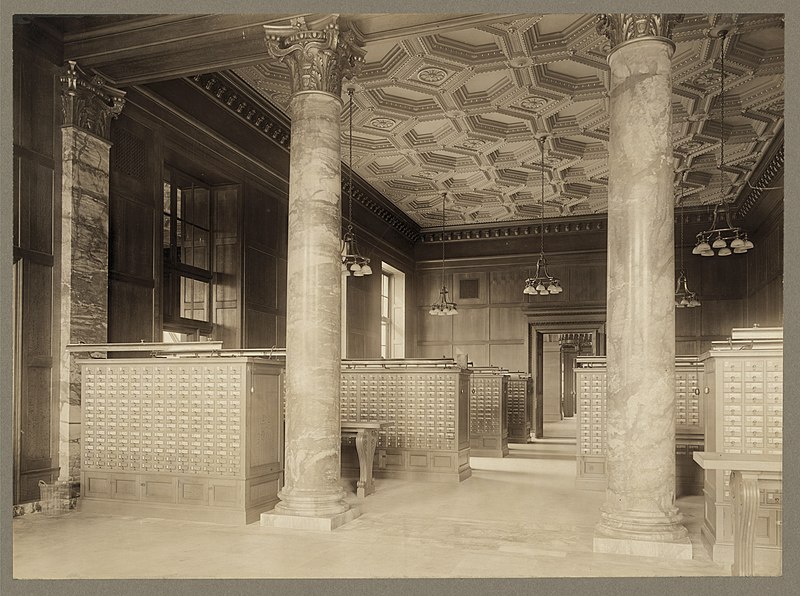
{"left": 108, "top": 280, "right": 157, "bottom": 344}
{"left": 675, "top": 303, "right": 701, "bottom": 338}
{"left": 701, "top": 299, "right": 744, "bottom": 338}
{"left": 452, "top": 308, "right": 488, "bottom": 343}
{"left": 489, "top": 306, "right": 527, "bottom": 341}
{"left": 244, "top": 308, "right": 278, "bottom": 349}
{"left": 676, "top": 340, "right": 700, "bottom": 356}
{"left": 417, "top": 344, "right": 454, "bottom": 359}
{"left": 453, "top": 271, "right": 487, "bottom": 305}
{"left": 14, "top": 44, "right": 57, "bottom": 157}
{"left": 696, "top": 254, "right": 746, "bottom": 300}
{"left": 16, "top": 154, "right": 55, "bottom": 255}
{"left": 489, "top": 268, "right": 527, "bottom": 304}
{"left": 346, "top": 281, "right": 369, "bottom": 358}
{"left": 566, "top": 262, "right": 606, "bottom": 304}
{"left": 418, "top": 307, "right": 453, "bottom": 343}
{"left": 454, "top": 344, "right": 489, "bottom": 366}
{"left": 213, "top": 184, "right": 241, "bottom": 348}
{"left": 18, "top": 260, "right": 58, "bottom": 501}
{"left": 12, "top": 35, "right": 61, "bottom": 503}
{"left": 242, "top": 178, "right": 287, "bottom": 349}
{"left": 417, "top": 270, "right": 451, "bottom": 307}
{"left": 107, "top": 116, "right": 158, "bottom": 343}
{"left": 488, "top": 343, "right": 528, "bottom": 372}
{"left": 244, "top": 247, "right": 277, "bottom": 310}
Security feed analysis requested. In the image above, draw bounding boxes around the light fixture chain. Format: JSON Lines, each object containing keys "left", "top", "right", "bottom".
{"left": 679, "top": 179, "right": 685, "bottom": 271}
{"left": 441, "top": 193, "right": 446, "bottom": 287}
{"left": 719, "top": 31, "right": 726, "bottom": 205}
{"left": 540, "top": 137, "right": 545, "bottom": 256}
{"left": 348, "top": 88, "right": 354, "bottom": 228}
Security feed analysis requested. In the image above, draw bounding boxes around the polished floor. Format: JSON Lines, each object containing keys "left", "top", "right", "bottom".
{"left": 13, "top": 418, "right": 731, "bottom": 580}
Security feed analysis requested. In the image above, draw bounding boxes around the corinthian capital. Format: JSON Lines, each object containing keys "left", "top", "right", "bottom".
{"left": 60, "top": 61, "right": 126, "bottom": 140}
{"left": 596, "top": 14, "right": 684, "bottom": 52}
{"left": 264, "top": 15, "right": 365, "bottom": 97}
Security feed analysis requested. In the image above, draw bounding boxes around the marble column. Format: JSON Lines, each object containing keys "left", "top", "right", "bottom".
{"left": 593, "top": 14, "right": 692, "bottom": 558}
{"left": 261, "top": 16, "right": 365, "bottom": 531}
{"left": 57, "top": 62, "right": 125, "bottom": 482}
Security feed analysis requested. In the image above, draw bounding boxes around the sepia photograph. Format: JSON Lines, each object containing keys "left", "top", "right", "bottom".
{"left": 1, "top": 1, "right": 795, "bottom": 595}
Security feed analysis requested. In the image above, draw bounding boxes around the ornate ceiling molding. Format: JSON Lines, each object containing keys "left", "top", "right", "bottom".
{"left": 189, "top": 72, "right": 292, "bottom": 148}
{"left": 736, "top": 141, "right": 784, "bottom": 219}
{"left": 419, "top": 216, "right": 606, "bottom": 243}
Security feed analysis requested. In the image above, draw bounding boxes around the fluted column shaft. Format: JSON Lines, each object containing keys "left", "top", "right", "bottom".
{"left": 595, "top": 14, "right": 689, "bottom": 552}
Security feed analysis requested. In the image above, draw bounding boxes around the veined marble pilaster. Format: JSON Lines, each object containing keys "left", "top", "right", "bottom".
{"left": 594, "top": 14, "right": 690, "bottom": 556}
{"left": 57, "top": 62, "right": 125, "bottom": 481}
{"left": 261, "top": 16, "right": 364, "bottom": 526}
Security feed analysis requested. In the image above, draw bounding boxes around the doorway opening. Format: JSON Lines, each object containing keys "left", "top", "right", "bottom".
{"left": 523, "top": 314, "right": 606, "bottom": 459}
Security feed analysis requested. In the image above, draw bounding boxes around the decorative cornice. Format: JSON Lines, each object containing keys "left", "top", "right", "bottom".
{"left": 596, "top": 13, "right": 683, "bottom": 53}
{"left": 60, "top": 60, "right": 126, "bottom": 140}
{"left": 189, "top": 72, "right": 292, "bottom": 148}
{"left": 419, "top": 217, "right": 607, "bottom": 243}
{"left": 187, "top": 71, "right": 420, "bottom": 244}
{"left": 344, "top": 178, "right": 420, "bottom": 243}
{"left": 264, "top": 15, "right": 365, "bottom": 97}
{"left": 736, "top": 143, "right": 784, "bottom": 219}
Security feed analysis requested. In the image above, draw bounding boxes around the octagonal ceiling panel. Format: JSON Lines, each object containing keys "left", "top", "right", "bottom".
{"left": 233, "top": 12, "right": 784, "bottom": 229}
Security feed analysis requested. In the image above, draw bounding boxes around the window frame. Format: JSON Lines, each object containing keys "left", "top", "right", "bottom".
{"left": 162, "top": 165, "right": 214, "bottom": 336}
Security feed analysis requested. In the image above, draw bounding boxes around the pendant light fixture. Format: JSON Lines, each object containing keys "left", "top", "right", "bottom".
{"left": 341, "top": 87, "right": 372, "bottom": 277}
{"left": 523, "top": 136, "right": 563, "bottom": 296}
{"left": 676, "top": 179, "right": 701, "bottom": 308}
{"left": 692, "top": 29, "right": 753, "bottom": 257}
{"left": 428, "top": 193, "right": 458, "bottom": 316}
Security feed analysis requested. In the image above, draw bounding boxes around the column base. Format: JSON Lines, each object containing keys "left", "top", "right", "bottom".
{"left": 260, "top": 506, "right": 360, "bottom": 531}
{"left": 593, "top": 534, "right": 693, "bottom": 560}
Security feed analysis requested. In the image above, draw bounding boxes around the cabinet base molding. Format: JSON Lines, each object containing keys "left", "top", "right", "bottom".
{"left": 469, "top": 447, "right": 509, "bottom": 458}
{"left": 79, "top": 496, "right": 277, "bottom": 525}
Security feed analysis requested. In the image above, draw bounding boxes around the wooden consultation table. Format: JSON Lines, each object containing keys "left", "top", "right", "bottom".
{"left": 341, "top": 421, "right": 392, "bottom": 498}
{"left": 693, "top": 451, "right": 782, "bottom": 576}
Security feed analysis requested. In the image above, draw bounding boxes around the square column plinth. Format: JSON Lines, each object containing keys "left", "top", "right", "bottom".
{"left": 594, "top": 535, "right": 693, "bottom": 560}
{"left": 261, "top": 507, "right": 361, "bottom": 532}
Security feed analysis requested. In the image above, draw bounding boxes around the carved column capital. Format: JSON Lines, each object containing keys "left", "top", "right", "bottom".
{"left": 596, "top": 14, "right": 683, "bottom": 54}
{"left": 264, "top": 15, "right": 365, "bottom": 98}
{"left": 60, "top": 61, "right": 126, "bottom": 140}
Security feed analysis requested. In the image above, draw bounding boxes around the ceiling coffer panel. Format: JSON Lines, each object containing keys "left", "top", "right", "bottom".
{"left": 232, "top": 12, "right": 783, "bottom": 229}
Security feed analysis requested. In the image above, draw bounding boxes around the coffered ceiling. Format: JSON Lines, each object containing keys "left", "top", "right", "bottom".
{"left": 234, "top": 13, "right": 784, "bottom": 230}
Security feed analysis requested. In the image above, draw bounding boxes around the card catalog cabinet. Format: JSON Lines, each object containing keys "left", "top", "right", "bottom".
{"left": 468, "top": 368, "right": 509, "bottom": 457}
{"left": 700, "top": 343, "right": 783, "bottom": 565}
{"left": 340, "top": 362, "right": 471, "bottom": 482}
{"left": 575, "top": 359, "right": 607, "bottom": 490}
{"left": 674, "top": 358, "right": 705, "bottom": 497}
{"left": 575, "top": 357, "right": 705, "bottom": 494}
{"left": 506, "top": 373, "right": 533, "bottom": 444}
{"left": 79, "top": 357, "right": 284, "bottom": 524}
